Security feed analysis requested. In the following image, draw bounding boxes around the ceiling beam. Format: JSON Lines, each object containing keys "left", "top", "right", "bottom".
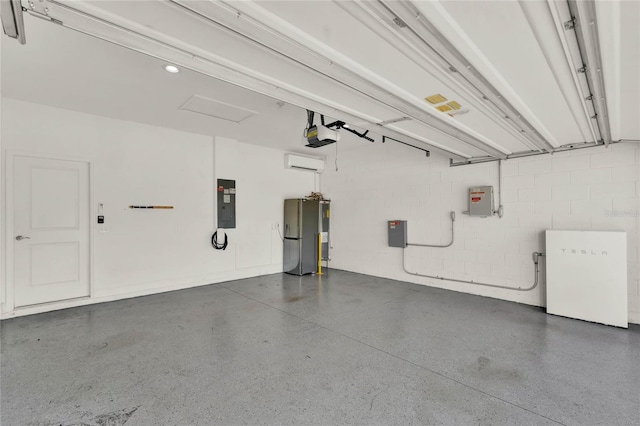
{"left": 180, "top": 0, "right": 508, "bottom": 159}
{"left": 567, "top": 0, "right": 612, "bottom": 146}
{"left": 377, "top": 0, "right": 556, "bottom": 153}
{"left": 22, "top": 0, "right": 473, "bottom": 160}
{"left": 0, "top": 0, "right": 26, "bottom": 44}
{"left": 335, "top": 0, "right": 543, "bottom": 154}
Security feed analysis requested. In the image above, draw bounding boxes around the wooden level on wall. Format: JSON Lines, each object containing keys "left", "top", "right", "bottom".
{"left": 129, "top": 205, "right": 174, "bottom": 209}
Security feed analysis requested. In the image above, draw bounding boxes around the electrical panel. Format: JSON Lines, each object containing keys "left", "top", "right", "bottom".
{"left": 468, "top": 186, "right": 494, "bottom": 217}
{"left": 217, "top": 179, "right": 236, "bottom": 228}
{"left": 388, "top": 220, "right": 407, "bottom": 248}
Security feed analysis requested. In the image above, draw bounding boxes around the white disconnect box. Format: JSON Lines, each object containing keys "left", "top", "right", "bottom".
{"left": 546, "top": 230, "right": 628, "bottom": 328}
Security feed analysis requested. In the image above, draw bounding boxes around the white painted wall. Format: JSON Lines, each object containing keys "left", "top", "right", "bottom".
{"left": 0, "top": 34, "right": 4, "bottom": 307}
{"left": 0, "top": 98, "right": 314, "bottom": 318}
{"left": 213, "top": 136, "right": 318, "bottom": 273}
{"left": 321, "top": 139, "right": 640, "bottom": 324}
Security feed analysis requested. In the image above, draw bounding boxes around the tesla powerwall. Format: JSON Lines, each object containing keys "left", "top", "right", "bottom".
{"left": 546, "top": 230, "right": 628, "bottom": 328}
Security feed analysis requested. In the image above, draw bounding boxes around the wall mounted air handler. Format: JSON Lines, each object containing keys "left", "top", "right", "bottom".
{"left": 285, "top": 154, "right": 325, "bottom": 173}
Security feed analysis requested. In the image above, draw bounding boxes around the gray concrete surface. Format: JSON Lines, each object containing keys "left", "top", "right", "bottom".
{"left": 1, "top": 270, "right": 639, "bottom": 425}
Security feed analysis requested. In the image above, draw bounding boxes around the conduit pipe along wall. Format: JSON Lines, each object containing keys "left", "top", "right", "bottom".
{"left": 495, "top": 159, "right": 504, "bottom": 218}
{"left": 401, "top": 158, "right": 540, "bottom": 290}
{"left": 403, "top": 251, "right": 545, "bottom": 292}
{"left": 407, "top": 211, "right": 456, "bottom": 248}
{"left": 401, "top": 204, "right": 541, "bottom": 291}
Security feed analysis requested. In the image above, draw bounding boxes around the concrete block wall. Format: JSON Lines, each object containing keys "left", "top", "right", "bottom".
{"left": 321, "top": 139, "right": 640, "bottom": 324}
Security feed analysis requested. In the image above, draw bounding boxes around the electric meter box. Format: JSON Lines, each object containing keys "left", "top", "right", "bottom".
{"left": 468, "top": 186, "right": 494, "bottom": 217}
{"left": 388, "top": 220, "right": 408, "bottom": 248}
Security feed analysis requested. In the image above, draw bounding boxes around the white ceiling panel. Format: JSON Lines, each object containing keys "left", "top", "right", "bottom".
{"left": 617, "top": 2, "right": 640, "bottom": 140}
{"left": 0, "top": 14, "right": 306, "bottom": 150}
{"left": 2, "top": 0, "right": 636, "bottom": 163}
{"left": 254, "top": 0, "right": 540, "bottom": 154}
{"left": 597, "top": 0, "right": 640, "bottom": 141}
{"left": 420, "top": 0, "right": 588, "bottom": 146}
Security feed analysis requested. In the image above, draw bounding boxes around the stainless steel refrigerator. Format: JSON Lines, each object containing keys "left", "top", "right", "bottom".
{"left": 283, "top": 199, "right": 319, "bottom": 275}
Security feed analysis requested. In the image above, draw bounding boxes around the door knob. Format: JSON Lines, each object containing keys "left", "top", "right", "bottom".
{"left": 15, "top": 235, "right": 31, "bottom": 241}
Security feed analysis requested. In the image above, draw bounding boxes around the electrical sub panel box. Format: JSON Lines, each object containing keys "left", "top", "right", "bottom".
{"left": 217, "top": 178, "right": 236, "bottom": 228}
{"left": 468, "top": 186, "right": 494, "bottom": 217}
{"left": 388, "top": 220, "right": 407, "bottom": 248}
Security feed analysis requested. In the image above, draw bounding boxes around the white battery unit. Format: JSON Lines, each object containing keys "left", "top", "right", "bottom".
{"left": 545, "top": 230, "right": 628, "bottom": 328}
{"left": 468, "top": 186, "right": 494, "bottom": 217}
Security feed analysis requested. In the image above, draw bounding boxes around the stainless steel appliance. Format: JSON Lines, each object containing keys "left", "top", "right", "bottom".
{"left": 283, "top": 198, "right": 320, "bottom": 275}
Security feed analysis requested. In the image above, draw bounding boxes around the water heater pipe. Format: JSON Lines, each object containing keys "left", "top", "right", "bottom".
{"left": 407, "top": 211, "right": 456, "bottom": 248}
{"left": 317, "top": 233, "right": 323, "bottom": 276}
{"left": 402, "top": 251, "right": 545, "bottom": 291}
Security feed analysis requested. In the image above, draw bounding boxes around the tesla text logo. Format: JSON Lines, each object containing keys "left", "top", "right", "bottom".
{"left": 560, "top": 249, "right": 608, "bottom": 255}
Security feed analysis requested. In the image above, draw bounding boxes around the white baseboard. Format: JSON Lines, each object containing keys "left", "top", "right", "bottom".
{"left": 1, "top": 265, "right": 283, "bottom": 320}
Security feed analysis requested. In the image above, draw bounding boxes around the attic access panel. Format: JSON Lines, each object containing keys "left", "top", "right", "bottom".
{"left": 180, "top": 95, "right": 257, "bottom": 123}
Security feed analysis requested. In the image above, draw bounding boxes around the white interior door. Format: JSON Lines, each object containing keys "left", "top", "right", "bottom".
{"left": 13, "top": 156, "right": 90, "bottom": 307}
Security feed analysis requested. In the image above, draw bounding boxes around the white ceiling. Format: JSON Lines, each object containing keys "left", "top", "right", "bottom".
{"left": 0, "top": 13, "right": 319, "bottom": 153}
{"left": 1, "top": 0, "right": 638, "bottom": 161}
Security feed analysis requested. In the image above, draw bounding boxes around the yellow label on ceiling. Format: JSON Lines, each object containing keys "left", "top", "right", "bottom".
{"left": 447, "top": 101, "right": 462, "bottom": 110}
{"left": 436, "top": 105, "right": 452, "bottom": 112}
{"left": 425, "top": 94, "right": 447, "bottom": 104}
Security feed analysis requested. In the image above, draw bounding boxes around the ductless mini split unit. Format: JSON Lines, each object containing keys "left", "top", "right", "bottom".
{"left": 285, "top": 154, "right": 325, "bottom": 173}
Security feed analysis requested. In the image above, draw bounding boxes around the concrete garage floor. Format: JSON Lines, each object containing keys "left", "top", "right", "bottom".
{"left": 1, "top": 271, "right": 639, "bottom": 425}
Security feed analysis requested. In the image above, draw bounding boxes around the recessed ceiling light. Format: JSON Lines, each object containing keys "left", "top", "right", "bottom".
{"left": 164, "top": 65, "right": 180, "bottom": 73}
